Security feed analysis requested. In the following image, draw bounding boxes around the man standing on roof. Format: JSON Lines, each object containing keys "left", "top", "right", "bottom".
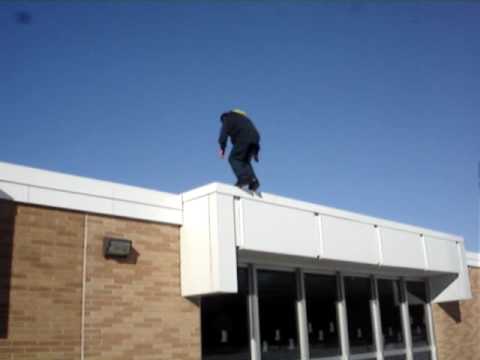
{"left": 219, "top": 109, "right": 261, "bottom": 191}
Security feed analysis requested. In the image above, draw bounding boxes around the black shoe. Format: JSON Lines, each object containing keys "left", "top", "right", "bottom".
{"left": 249, "top": 178, "right": 260, "bottom": 192}
{"left": 235, "top": 179, "right": 250, "bottom": 189}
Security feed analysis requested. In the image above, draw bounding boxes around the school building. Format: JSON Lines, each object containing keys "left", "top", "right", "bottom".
{"left": 0, "top": 161, "right": 478, "bottom": 360}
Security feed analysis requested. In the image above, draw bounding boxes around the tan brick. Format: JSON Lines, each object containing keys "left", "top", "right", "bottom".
{"left": 0, "top": 202, "right": 83, "bottom": 360}
{"left": 0, "top": 202, "right": 201, "bottom": 360}
{"left": 84, "top": 214, "right": 200, "bottom": 360}
{"left": 432, "top": 267, "right": 480, "bottom": 360}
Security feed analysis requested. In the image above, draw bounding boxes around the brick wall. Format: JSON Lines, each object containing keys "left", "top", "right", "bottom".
{"left": 84, "top": 214, "right": 200, "bottom": 360}
{"left": 432, "top": 267, "right": 480, "bottom": 360}
{"left": 0, "top": 201, "right": 15, "bottom": 342}
{"left": 0, "top": 201, "right": 84, "bottom": 360}
{"left": 2, "top": 199, "right": 477, "bottom": 360}
{"left": 0, "top": 202, "right": 200, "bottom": 360}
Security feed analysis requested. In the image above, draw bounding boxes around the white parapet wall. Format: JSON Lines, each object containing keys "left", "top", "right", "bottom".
{"left": 180, "top": 183, "right": 472, "bottom": 302}
{"left": 0, "top": 161, "right": 183, "bottom": 225}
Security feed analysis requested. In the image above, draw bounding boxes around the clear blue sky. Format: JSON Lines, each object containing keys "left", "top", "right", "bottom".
{"left": 1, "top": 1, "right": 479, "bottom": 251}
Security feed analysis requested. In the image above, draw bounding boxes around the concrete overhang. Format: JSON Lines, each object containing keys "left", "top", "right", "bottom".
{"left": 180, "top": 183, "right": 472, "bottom": 303}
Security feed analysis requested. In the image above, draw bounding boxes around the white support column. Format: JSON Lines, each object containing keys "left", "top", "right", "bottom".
{"left": 424, "top": 302, "right": 437, "bottom": 360}
{"left": 337, "top": 272, "right": 350, "bottom": 360}
{"left": 296, "top": 269, "right": 310, "bottom": 360}
{"left": 248, "top": 264, "right": 261, "bottom": 360}
{"left": 400, "top": 279, "right": 413, "bottom": 360}
{"left": 425, "top": 282, "right": 438, "bottom": 360}
{"left": 370, "top": 276, "right": 384, "bottom": 360}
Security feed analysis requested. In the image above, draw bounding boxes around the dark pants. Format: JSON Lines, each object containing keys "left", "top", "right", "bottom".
{"left": 228, "top": 143, "right": 259, "bottom": 185}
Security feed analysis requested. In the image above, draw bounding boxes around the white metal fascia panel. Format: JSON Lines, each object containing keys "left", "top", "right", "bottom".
{"left": 429, "top": 274, "right": 459, "bottom": 303}
{"left": 240, "top": 199, "right": 319, "bottom": 258}
{"left": 0, "top": 161, "right": 111, "bottom": 197}
{"left": 0, "top": 181, "right": 28, "bottom": 202}
{"left": 0, "top": 161, "right": 182, "bottom": 225}
{"left": 430, "top": 244, "right": 472, "bottom": 303}
{"left": 457, "top": 244, "right": 473, "bottom": 299}
{"left": 29, "top": 186, "right": 113, "bottom": 214}
{"left": 3, "top": 161, "right": 182, "bottom": 207}
{"left": 321, "top": 215, "right": 379, "bottom": 265}
{"left": 111, "top": 183, "right": 181, "bottom": 209}
{"left": 466, "top": 251, "right": 480, "bottom": 268}
{"left": 208, "top": 193, "right": 237, "bottom": 293}
{"left": 424, "top": 236, "right": 460, "bottom": 273}
{"left": 206, "top": 182, "right": 463, "bottom": 243}
{"left": 180, "top": 196, "right": 212, "bottom": 296}
{"left": 112, "top": 200, "right": 182, "bottom": 224}
{"left": 181, "top": 183, "right": 219, "bottom": 202}
{"left": 380, "top": 227, "right": 426, "bottom": 270}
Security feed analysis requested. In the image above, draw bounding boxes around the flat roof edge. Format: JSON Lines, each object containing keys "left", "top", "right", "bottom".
{"left": 0, "top": 162, "right": 469, "bottom": 241}
{"left": 184, "top": 182, "right": 464, "bottom": 243}
{"left": 0, "top": 161, "right": 183, "bottom": 225}
{"left": 466, "top": 251, "right": 480, "bottom": 268}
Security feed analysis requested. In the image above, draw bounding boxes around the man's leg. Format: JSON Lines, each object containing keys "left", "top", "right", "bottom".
{"left": 246, "top": 144, "right": 260, "bottom": 191}
{"left": 229, "top": 144, "right": 250, "bottom": 186}
{"left": 245, "top": 146, "right": 257, "bottom": 180}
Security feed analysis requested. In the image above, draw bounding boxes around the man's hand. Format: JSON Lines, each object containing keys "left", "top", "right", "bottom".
{"left": 219, "top": 149, "right": 225, "bottom": 159}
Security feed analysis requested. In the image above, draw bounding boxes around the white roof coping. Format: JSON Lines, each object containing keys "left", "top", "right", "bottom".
{"left": 467, "top": 251, "right": 480, "bottom": 268}
{"left": 183, "top": 182, "right": 464, "bottom": 243}
{"left": 0, "top": 161, "right": 183, "bottom": 225}
{"left": 181, "top": 182, "right": 472, "bottom": 301}
{"left": 0, "top": 161, "right": 467, "bottom": 242}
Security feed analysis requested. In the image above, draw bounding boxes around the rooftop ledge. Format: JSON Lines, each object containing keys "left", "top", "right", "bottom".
{"left": 0, "top": 161, "right": 183, "bottom": 224}
{"left": 0, "top": 161, "right": 473, "bottom": 303}
{"left": 180, "top": 183, "right": 472, "bottom": 303}
{"left": 183, "top": 182, "right": 464, "bottom": 243}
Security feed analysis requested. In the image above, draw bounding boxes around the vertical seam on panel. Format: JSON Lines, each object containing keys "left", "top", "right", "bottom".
{"left": 375, "top": 225, "right": 383, "bottom": 266}
{"left": 238, "top": 198, "right": 245, "bottom": 248}
{"left": 234, "top": 197, "right": 243, "bottom": 248}
{"left": 208, "top": 195, "right": 214, "bottom": 291}
{"left": 421, "top": 234, "right": 429, "bottom": 271}
{"left": 317, "top": 214, "right": 324, "bottom": 258}
{"left": 232, "top": 196, "right": 238, "bottom": 246}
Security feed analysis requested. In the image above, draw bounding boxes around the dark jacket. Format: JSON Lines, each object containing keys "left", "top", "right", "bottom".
{"left": 218, "top": 112, "right": 260, "bottom": 152}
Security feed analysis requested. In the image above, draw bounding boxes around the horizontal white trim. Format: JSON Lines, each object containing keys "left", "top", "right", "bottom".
{"left": 412, "top": 346, "right": 432, "bottom": 353}
{"left": 0, "top": 161, "right": 471, "bottom": 244}
{"left": 0, "top": 161, "right": 182, "bottom": 225}
{"left": 383, "top": 348, "right": 407, "bottom": 356}
{"left": 350, "top": 352, "right": 377, "bottom": 360}
{"left": 183, "top": 182, "right": 463, "bottom": 243}
{"left": 467, "top": 251, "right": 480, "bottom": 268}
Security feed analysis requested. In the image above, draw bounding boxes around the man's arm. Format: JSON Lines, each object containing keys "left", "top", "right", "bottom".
{"left": 218, "top": 120, "right": 229, "bottom": 153}
{"left": 253, "top": 144, "right": 260, "bottom": 162}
